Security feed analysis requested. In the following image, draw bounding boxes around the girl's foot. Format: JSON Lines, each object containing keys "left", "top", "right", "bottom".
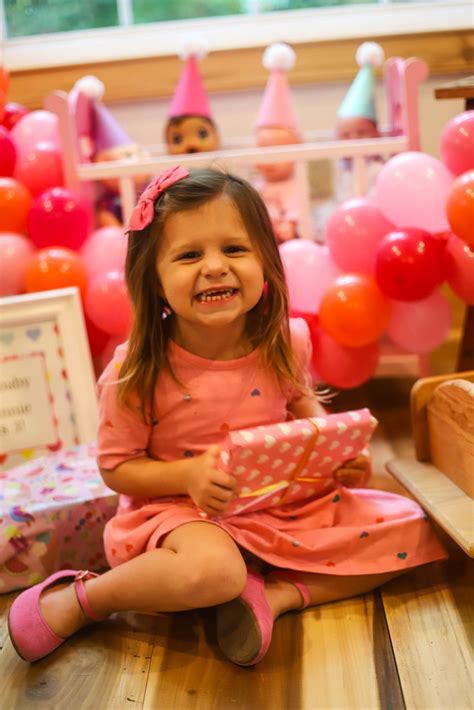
{"left": 39, "top": 582, "right": 90, "bottom": 638}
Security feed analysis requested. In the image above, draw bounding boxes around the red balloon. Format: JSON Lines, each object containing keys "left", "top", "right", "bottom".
{"left": 444, "top": 234, "right": 474, "bottom": 305}
{"left": 24, "top": 247, "right": 88, "bottom": 297}
{"left": 0, "top": 177, "right": 32, "bottom": 233}
{"left": 0, "top": 66, "right": 8, "bottom": 94}
{"left": 14, "top": 141, "right": 64, "bottom": 196}
{"left": 440, "top": 111, "right": 474, "bottom": 176}
{"left": 2, "top": 102, "right": 29, "bottom": 131}
{"left": 0, "top": 126, "right": 16, "bottom": 176}
{"left": 85, "top": 271, "right": 132, "bottom": 336}
{"left": 446, "top": 170, "right": 474, "bottom": 248}
{"left": 310, "top": 324, "right": 380, "bottom": 389}
{"left": 319, "top": 274, "right": 391, "bottom": 347}
{"left": 84, "top": 315, "right": 110, "bottom": 358}
{"left": 28, "top": 187, "right": 94, "bottom": 250}
{"left": 375, "top": 229, "right": 444, "bottom": 301}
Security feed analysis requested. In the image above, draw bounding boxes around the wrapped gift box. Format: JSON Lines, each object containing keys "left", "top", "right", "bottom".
{"left": 218, "top": 409, "right": 378, "bottom": 516}
{"left": 0, "top": 443, "right": 117, "bottom": 593}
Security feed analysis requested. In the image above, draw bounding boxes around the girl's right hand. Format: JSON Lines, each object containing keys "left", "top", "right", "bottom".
{"left": 185, "top": 445, "right": 238, "bottom": 516}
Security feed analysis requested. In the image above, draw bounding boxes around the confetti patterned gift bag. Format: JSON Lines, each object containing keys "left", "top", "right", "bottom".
{"left": 219, "top": 409, "right": 378, "bottom": 516}
{"left": 0, "top": 443, "right": 118, "bottom": 593}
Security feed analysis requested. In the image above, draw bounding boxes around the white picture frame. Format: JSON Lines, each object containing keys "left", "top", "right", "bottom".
{"left": 0, "top": 288, "right": 98, "bottom": 470}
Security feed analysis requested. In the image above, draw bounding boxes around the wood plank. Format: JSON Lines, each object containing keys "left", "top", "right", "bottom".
{"left": 7, "top": 30, "right": 474, "bottom": 109}
{"left": 387, "top": 458, "right": 474, "bottom": 557}
{"left": 381, "top": 545, "right": 473, "bottom": 710}
{"left": 1, "top": 592, "right": 163, "bottom": 708}
{"left": 434, "top": 75, "right": 474, "bottom": 100}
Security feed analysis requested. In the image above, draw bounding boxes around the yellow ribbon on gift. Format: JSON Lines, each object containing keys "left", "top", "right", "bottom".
{"left": 238, "top": 417, "right": 321, "bottom": 505}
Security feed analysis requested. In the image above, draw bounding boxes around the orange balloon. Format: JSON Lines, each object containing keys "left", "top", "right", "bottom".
{"left": 24, "top": 247, "right": 88, "bottom": 297}
{"left": 319, "top": 274, "right": 391, "bottom": 347}
{"left": 446, "top": 169, "right": 474, "bottom": 248}
{"left": 0, "top": 177, "right": 32, "bottom": 233}
{"left": 0, "top": 66, "right": 8, "bottom": 93}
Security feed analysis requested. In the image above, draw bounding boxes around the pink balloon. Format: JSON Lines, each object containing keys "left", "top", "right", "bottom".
{"left": 0, "top": 232, "right": 35, "bottom": 295}
{"left": 13, "top": 141, "right": 64, "bottom": 196}
{"left": 29, "top": 187, "right": 94, "bottom": 251}
{"left": 0, "top": 125, "right": 16, "bottom": 176}
{"left": 85, "top": 270, "right": 132, "bottom": 336}
{"left": 80, "top": 226, "right": 128, "bottom": 280}
{"left": 10, "top": 110, "right": 60, "bottom": 158}
{"left": 444, "top": 233, "right": 474, "bottom": 305}
{"left": 374, "top": 152, "right": 453, "bottom": 233}
{"left": 387, "top": 290, "right": 452, "bottom": 353}
{"left": 326, "top": 198, "right": 393, "bottom": 273}
{"left": 279, "top": 241, "right": 341, "bottom": 314}
{"left": 310, "top": 324, "right": 380, "bottom": 389}
{"left": 440, "top": 111, "right": 474, "bottom": 177}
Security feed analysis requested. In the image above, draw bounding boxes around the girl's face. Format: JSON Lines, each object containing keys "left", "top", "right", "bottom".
{"left": 155, "top": 194, "right": 265, "bottom": 341}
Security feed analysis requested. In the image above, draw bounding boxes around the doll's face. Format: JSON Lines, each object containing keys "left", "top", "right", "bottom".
{"left": 256, "top": 126, "right": 300, "bottom": 182}
{"left": 336, "top": 116, "right": 380, "bottom": 140}
{"left": 94, "top": 143, "right": 150, "bottom": 192}
{"left": 166, "top": 116, "right": 220, "bottom": 155}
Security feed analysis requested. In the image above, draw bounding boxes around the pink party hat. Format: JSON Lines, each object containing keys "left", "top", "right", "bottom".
{"left": 255, "top": 43, "right": 299, "bottom": 133}
{"left": 168, "top": 35, "right": 212, "bottom": 119}
{"left": 73, "top": 75, "right": 134, "bottom": 155}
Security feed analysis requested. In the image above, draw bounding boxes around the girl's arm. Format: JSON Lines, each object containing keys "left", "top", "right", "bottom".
{"left": 100, "top": 456, "right": 193, "bottom": 498}
{"left": 287, "top": 390, "right": 328, "bottom": 419}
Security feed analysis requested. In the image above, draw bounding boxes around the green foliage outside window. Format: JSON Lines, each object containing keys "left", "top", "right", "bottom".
{"left": 133, "top": 0, "right": 245, "bottom": 24}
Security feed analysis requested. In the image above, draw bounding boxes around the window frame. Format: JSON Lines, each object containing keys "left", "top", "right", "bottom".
{"left": 3, "top": 0, "right": 472, "bottom": 72}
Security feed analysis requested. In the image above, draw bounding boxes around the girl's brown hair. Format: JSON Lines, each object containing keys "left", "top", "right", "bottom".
{"left": 118, "top": 167, "right": 310, "bottom": 421}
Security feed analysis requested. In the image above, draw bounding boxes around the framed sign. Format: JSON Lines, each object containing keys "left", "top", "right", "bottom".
{"left": 0, "top": 288, "right": 98, "bottom": 470}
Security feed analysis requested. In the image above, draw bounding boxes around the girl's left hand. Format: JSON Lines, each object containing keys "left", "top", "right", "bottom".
{"left": 334, "top": 454, "right": 371, "bottom": 488}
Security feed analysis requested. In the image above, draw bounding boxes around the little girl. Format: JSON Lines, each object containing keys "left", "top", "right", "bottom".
{"left": 8, "top": 166, "right": 447, "bottom": 666}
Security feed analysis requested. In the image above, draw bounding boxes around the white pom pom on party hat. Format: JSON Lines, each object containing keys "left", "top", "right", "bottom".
{"left": 73, "top": 75, "right": 105, "bottom": 100}
{"left": 262, "top": 42, "right": 296, "bottom": 72}
{"left": 178, "top": 34, "right": 209, "bottom": 61}
{"left": 356, "top": 42, "right": 384, "bottom": 68}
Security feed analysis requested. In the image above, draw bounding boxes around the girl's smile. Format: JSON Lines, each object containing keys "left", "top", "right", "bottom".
{"left": 156, "top": 194, "right": 265, "bottom": 355}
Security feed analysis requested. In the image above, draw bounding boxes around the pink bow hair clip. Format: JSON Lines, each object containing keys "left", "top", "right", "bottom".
{"left": 126, "top": 165, "right": 190, "bottom": 232}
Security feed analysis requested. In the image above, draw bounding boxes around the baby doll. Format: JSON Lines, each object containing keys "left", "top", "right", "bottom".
{"left": 334, "top": 42, "right": 385, "bottom": 203}
{"left": 165, "top": 36, "right": 220, "bottom": 156}
{"left": 252, "top": 43, "right": 303, "bottom": 244}
{"left": 73, "top": 76, "right": 150, "bottom": 227}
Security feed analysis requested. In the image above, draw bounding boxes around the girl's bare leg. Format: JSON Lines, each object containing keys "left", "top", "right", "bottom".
{"left": 38, "top": 522, "right": 247, "bottom": 638}
{"left": 264, "top": 570, "right": 406, "bottom": 618}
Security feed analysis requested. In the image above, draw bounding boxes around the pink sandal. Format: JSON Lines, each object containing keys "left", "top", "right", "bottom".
{"left": 8, "top": 569, "right": 106, "bottom": 662}
{"left": 216, "top": 568, "right": 310, "bottom": 666}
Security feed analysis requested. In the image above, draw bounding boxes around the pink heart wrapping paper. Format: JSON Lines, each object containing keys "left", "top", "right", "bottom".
{"left": 218, "top": 409, "right": 378, "bottom": 516}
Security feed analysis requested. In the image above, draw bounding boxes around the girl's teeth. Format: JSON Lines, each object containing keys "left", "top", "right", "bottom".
{"left": 199, "top": 289, "right": 234, "bottom": 302}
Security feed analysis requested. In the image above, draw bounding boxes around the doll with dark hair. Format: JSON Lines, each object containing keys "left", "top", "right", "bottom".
{"left": 165, "top": 37, "right": 220, "bottom": 156}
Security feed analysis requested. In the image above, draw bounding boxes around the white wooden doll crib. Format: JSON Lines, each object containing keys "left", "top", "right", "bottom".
{"left": 45, "top": 54, "right": 435, "bottom": 380}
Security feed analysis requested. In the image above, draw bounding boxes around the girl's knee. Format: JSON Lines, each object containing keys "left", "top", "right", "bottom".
{"left": 184, "top": 553, "right": 247, "bottom": 606}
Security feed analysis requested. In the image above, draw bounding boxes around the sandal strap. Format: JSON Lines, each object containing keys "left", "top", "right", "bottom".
{"left": 74, "top": 571, "right": 105, "bottom": 622}
{"left": 277, "top": 570, "right": 311, "bottom": 609}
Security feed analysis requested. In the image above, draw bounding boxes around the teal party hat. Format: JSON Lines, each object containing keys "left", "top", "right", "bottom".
{"left": 337, "top": 42, "right": 385, "bottom": 122}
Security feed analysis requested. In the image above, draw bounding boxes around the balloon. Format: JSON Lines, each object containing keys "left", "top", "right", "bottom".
{"left": 28, "top": 187, "right": 94, "bottom": 251}
{"left": 0, "top": 232, "right": 35, "bottom": 296}
{"left": 374, "top": 152, "right": 453, "bottom": 233}
{"left": 0, "top": 126, "right": 17, "bottom": 176}
{"left": 24, "top": 247, "right": 88, "bottom": 297}
{"left": 374, "top": 228, "right": 445, "bottom": 302}
{"left": 326, "top": 198, "right": 393, "bottom": 273}
{"left": 444, "top": 233, "right": 474, "bottom": 305}
{"left": 440, "top": 111, "right": 474, "bottom": 176}
{"left": 279, "top": 241, "right": 341, "bottom": 314}
{"left": 84, "top": 315, "right": 110, "bottom": 358}
{"left": 85, "top": 270, "right": 132, "bottom": 336}
{"left": 0, "top": 177, "right": 33, "bottom": 234}
{"left": 446, "top": 170, "right": 474, "bottom": 248}
{"left": 387, "top": 290, "right": 452, "bottom": 353}
{"left": 319, "top": 274, "right": 391, "bottom": 347}
{"left": 13, "top": 141, "right": 64, "bottom": 196}
{"left": 2, "top": 102, "right": 29, "bottom": 131}
{"left": 0, "top": 66, "right": 8, "bottom": 93}
{"left": 310, "top": 324, "right": 380, "bottom": 389}
{"left": 10, "top": 110, "right": 60, "bottom": 158}
{"left": 80, "top": 226, "right": 128, "bottom": 280}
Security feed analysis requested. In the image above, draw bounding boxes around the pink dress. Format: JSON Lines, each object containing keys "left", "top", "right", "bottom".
{"left": 97, "top": 320, "right": 447, "bottom": 575}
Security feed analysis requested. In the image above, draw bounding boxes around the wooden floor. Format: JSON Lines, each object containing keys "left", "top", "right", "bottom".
{"left": 1, "top": 377, "right": 473, "bottom": 710}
